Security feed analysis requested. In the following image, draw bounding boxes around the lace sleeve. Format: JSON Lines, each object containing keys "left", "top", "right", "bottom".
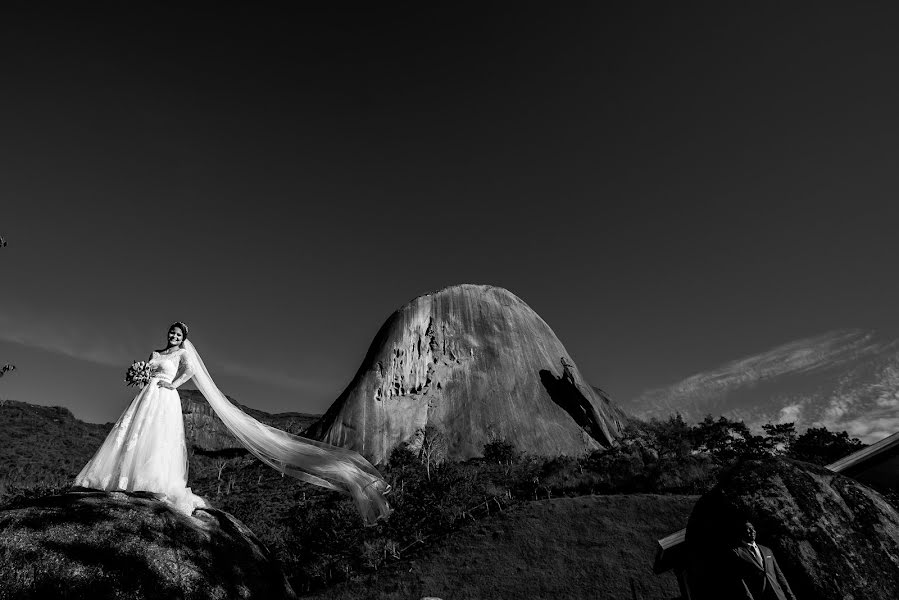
{"left": 171, "top": 352, "right": 194, "bottom": 388}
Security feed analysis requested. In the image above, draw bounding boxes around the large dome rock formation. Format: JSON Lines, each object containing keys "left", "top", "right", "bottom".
{"left": 307, "top": 284, "right": 625, "bottom": 463}
{"left": 685, "top": 457, "right": 899, "bottom": 600}
{"left": 0, "top": 490, "right": 296, "bottom": 599}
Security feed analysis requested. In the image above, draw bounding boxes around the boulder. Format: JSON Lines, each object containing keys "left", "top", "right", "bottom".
{"left": 0, "top": 490, "right": 296, "bottom": 600}
{"left": 685, "top": 457, "right": 899, "bottom": 600}
{"left": 307, "top": 284, "right": 626, "bottom": 463}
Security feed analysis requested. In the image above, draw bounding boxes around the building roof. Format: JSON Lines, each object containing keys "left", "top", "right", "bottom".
{"left": 653, "top": 527, "right": 686, "bottom": 574}
{"left": 826, "top": 431, "right": 899, "bottom": 473}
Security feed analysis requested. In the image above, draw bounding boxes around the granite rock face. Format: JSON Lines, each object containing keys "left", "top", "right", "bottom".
{"left": 685, "top": 457, "right": 899, "bottom": 600}
{"left": 0, "top": 491, "right": 296, "bottom": 600}
{"left": 307, "top": 284, "right": 625, "bottom": 463}
{"left": 180, "top": 390, "right": 318, "bottom": 454}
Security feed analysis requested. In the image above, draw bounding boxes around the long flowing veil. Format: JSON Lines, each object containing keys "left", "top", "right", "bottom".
{"left": 182, "top": 340, "right": 391, "bottom": 525}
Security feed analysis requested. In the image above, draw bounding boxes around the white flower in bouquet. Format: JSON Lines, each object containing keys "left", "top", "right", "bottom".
{"left": 124, "top": 360, "right": 155, "bottom": 388}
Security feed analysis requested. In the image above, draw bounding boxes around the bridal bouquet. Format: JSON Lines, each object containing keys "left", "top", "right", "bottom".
{"left": 124, "top": 361, "right": 154, "bottom": 388}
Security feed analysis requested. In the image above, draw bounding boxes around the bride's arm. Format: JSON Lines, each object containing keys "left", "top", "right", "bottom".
{"left": 169, "top": 353, "right": 194, "bottom": 389}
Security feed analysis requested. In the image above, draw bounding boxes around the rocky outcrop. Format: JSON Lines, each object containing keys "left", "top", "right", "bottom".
{"left": 685, "top": 457, "right": 899, "bottom": 600}
{"left": 307, "top": 284, "right": 625, "bottom": 463}
{"left": 180, "top": 390, "right": 318, "bottom": 454}
{"left": 0, "top": 490, "right": 295, "bottom": 599}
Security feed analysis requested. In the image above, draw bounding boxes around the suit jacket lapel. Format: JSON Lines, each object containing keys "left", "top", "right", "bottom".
{"left": 757, "top": 545, "right": 771, "bottom": 574}
{"left": 736, "top": 546, "right": 764, "bottom": 570}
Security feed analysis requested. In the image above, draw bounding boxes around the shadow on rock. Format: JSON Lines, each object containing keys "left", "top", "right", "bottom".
{"left": 539, "top": 368, "right": 610, "bottom": 445}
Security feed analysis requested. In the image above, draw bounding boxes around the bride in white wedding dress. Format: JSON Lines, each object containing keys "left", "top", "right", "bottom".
{"left": 74, "top": 322, "right": 391, "bottom": 524}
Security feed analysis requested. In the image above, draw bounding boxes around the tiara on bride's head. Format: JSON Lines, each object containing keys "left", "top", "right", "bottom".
{"left": 170, "top": 321, "right": 189, "bottom": 339}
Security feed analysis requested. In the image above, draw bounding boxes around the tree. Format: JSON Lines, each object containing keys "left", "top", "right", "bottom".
{"left": 482, "top": 423, "right": 516, "bottom": 464}
{"left": 740, "top": 431, "right": 775, "bottom": 459}
{"left": 644, "top": 414, "right": 693, "bottom": 459}
{"left": 762, "top": 422, "right": 797, "bottom": 455}
{"left": 387, "top": 444, "right": 418, "bottom": 470}
{"left": 417, "top": 425, "right": 447, "bottom": 481}
{"left": 788, "top": 426, "right": 865, "bottom": 465}
{"left": 692, "top": 415, "right": 754, "bottom": 462}
{"left": 483, "top": 438, "right": 516, "bottom": 464}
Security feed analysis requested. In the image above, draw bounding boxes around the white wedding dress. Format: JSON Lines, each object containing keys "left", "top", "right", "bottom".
{"left": 74, "top": 340, "right": 391, "bottom": 524}
{"left": 74, "top": 348, "right": 208, "bottom": 515}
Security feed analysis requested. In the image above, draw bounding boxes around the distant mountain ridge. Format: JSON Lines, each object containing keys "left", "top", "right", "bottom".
{"left": 0, "top": 400, "right": 112, "bottom": 490}
{"left": 0, "top": 395, "right": 319, "bottom": 491}
{"left": 624, "top": 329, "right": 899, "bottom": 443}
{"left": 179, "top": 390, "right": 318, "bottom": 453}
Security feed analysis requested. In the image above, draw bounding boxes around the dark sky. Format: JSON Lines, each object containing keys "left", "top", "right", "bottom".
{"left": 3, "top": 4, "right": 899, "bottom": 423}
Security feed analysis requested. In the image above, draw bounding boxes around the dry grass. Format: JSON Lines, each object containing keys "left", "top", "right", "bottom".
{"left": 306, "top": 494, "right": 696, "bottom": 600}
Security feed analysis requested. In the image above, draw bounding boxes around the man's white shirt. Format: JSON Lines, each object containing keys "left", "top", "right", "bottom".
{"left": 747, "top": 542, "right": 764, "bottom": 566}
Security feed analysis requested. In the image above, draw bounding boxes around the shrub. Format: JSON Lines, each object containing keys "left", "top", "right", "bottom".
{"left": 482, "top": 439, "right": 516, "bottom": 464}
{"left": 387, "top": 444, "right": 417, "bottom": 470}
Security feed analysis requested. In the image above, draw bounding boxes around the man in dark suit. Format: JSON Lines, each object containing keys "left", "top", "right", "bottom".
{"left": 729, "top": 520, "right": 797, "bottom": 600}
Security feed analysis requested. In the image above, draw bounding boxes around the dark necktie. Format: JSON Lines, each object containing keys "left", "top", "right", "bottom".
{"left": 749, "top": 543, "right": 763, "bottom": 566}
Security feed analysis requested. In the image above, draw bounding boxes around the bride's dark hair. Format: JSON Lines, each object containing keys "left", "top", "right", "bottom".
{"left": 169, "top": 321, "right": 189, "bottom": 342}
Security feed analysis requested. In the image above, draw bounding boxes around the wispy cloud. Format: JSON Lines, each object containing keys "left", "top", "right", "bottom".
{"left": 0, "top": 307, "right": 139, "bottom": 366}
{"left": 629, "top": 329, "right": 899, "bottom": 444}
{"left": 661, "top": 329, "right": 882, "bottom": 399}
{"left": 0, "top": 307, "right": 334, "bottom": 394}
{"left": 632, "top": 330, "right": 883, "bottom": 410}
{"left": 808, "top": 358, "right": 899, "bottom": 443}
{"left": 839, "top": 415, "right": 899, "bottom": 443}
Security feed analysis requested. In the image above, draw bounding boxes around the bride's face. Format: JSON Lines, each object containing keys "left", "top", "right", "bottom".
{"left": 167, "top": 326, "right": 184, "bottom": 347}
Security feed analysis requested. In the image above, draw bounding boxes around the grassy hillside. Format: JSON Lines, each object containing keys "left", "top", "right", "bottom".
{"left": 0, "top": 400, "right": 112, "bottom": 495}
{"left": 304, "top": 494, "right": 695, "bottom": 600}
{"left": 0, "top": 395, "right": 318, "bottom": 496}
{"left": 1, "top": 398, "right": 698, "bottom": 599}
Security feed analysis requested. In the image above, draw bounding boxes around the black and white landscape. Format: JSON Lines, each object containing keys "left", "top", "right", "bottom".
{"left": 2, "top": 4, "right": 899, "bottom": 600}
